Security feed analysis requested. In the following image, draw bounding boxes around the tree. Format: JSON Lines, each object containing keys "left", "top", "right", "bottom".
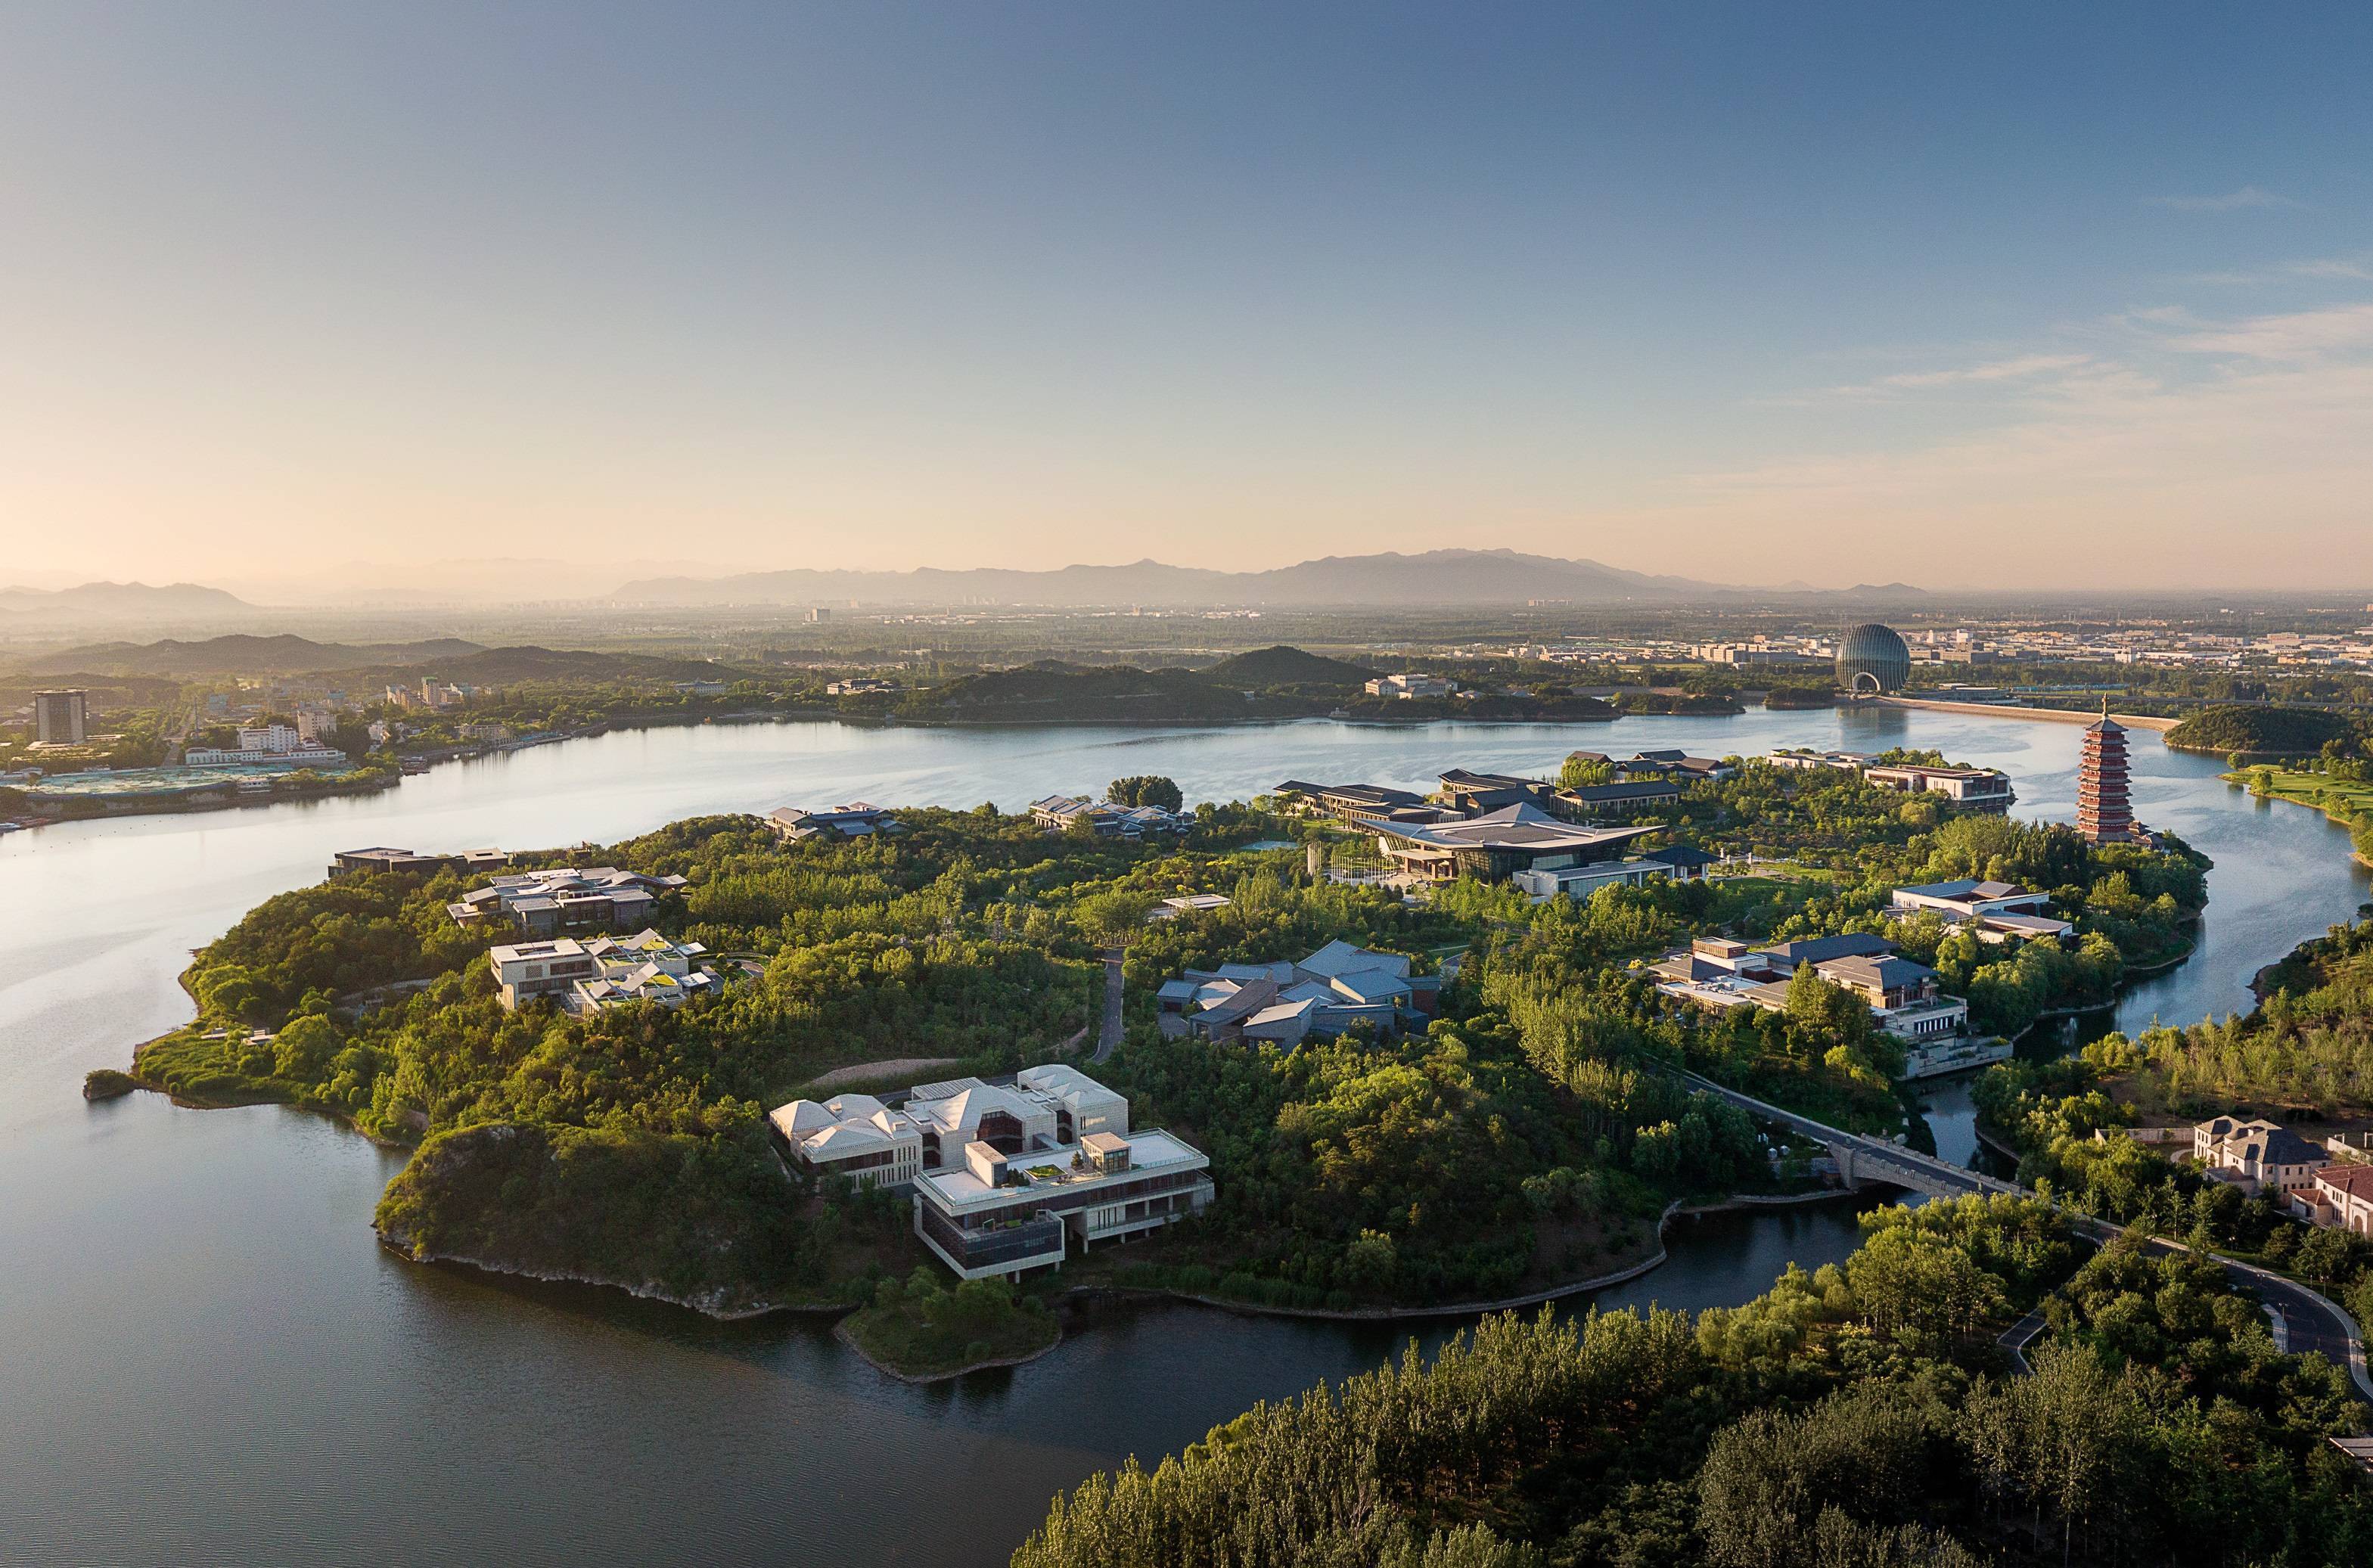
{"left": 1073, "top": 888, "right": 1153, "bottom": 948}
{"left": 1108, "top": 775, "right": 1184, "bottom": 813}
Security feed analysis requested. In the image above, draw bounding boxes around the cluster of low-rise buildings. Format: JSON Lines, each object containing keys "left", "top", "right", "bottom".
{"left": 769, "top": 1064, "right": 1213, "bottom": 1284}
{"left": 1029, "top": 793, "right": 1188, "bottom": 838}
{"left": 184, "top": 721, "right": 349, "bottom": 769}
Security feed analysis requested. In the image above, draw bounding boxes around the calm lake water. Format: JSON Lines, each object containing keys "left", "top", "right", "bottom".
{"left": 3, "top": 709, "right": 2365, "bottom": 1566}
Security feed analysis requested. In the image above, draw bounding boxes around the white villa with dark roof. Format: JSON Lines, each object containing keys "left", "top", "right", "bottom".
{"left": 766, "top": 803, "right": 899, "bottom": 841}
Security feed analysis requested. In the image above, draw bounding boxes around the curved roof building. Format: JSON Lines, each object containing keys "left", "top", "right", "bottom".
{"left": 1836, "top": 623, "right": 1911, "bottom": 694}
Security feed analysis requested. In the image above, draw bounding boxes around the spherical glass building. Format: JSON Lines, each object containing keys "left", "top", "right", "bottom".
{"left": 1836, "top": 623, "right": 1910, "bottom": 694}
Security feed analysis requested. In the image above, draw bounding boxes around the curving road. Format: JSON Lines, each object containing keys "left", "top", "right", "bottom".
{"left": 1682, "top": 1070, "right": 2373, "bottom": 1401}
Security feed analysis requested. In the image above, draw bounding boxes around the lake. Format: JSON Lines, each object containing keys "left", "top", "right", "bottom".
{"left": 2, "top": 708, "right": 2365, "bottom": 1565}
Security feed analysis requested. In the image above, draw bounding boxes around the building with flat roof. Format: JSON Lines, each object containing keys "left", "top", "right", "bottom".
{"left": 772, "top": 1065, "right": 1210, "bottom": 1280}
{"left": 35, "top": 689, "right": 88, "bottom": 745}
{"left": 1890, "top": 880, "right": 2073, "bottom": 941}
{"left": 1371, "top": 802, "right": 1661, "bottom": 882}
{"left": 1363, "top": 672, "right": 1455, "bottom": 700}
{"left": 1862, "top": 763, "right": 2015, "bottom": 812}
{"left": 329, "top": 846, "right": 510, "bottom": 879}
{"left": 488, "top": 927, "right": 718, "bottom": 1014}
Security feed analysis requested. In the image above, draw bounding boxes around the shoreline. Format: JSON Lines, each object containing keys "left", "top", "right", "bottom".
{"left": 831, "top": 1312, "right": 1064, "bottom": 1383}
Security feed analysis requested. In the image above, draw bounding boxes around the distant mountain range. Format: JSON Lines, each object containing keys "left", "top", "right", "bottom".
{"left": 610, "top": 550, "right": 1933, "bottom": 607}
{"left": 18, "top": 634, "right": 487, "bottom": 679}
{"left": 0, "top": 581, "right": 255, "bottom": 619}
{"left": 13, "top": 634, "right": 749, "bottom": 686}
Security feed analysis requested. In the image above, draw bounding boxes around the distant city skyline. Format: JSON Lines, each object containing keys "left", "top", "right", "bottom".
{"left": 3, "top": 4, "right": 2370, "bottom": 589}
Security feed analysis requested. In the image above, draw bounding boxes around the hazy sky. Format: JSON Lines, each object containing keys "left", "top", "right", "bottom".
{"left": 4, "top": 3, "right": 2370, "bottom": 591}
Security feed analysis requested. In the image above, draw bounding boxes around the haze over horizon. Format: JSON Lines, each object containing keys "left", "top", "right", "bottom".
{"left": 5, "top": 4, "right": 2371, "bottom": 591}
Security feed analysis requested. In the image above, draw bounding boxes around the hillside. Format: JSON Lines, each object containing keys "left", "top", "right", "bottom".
{"left": 16, "top": 634, "right": 486, "bottom": 678}
{"left": 2165, "top": 704, "right": 2368, "bottom": 756}
{"left": 1204, "top": 645, "right": 1375, "bottom": 688}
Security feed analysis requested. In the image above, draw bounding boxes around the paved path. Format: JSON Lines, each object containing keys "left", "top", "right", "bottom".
{"left": 1091, "top": 949, "right": 1124, "bottom": 1063}
{"left": 1679, "top": 1070, "right": 2372, "bottom": 1401}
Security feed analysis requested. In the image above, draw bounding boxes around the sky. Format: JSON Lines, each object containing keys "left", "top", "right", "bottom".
{"left": 2, "top": 3, "right": 2370, "bottom": 593}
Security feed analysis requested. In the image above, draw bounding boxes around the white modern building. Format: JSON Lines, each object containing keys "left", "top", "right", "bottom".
{"left": 769, "top": 1064, "right": 1213, "bottom": 1280}
{"left": 1890, "top": 880, "right": 2073, "bottom": 941}
{"left": 487, "top": 927, "right": 719, "bottom": 1014}
{"left": 1363, "top": 672, "right": 1457, "bottom": 700}
{"left": 184, "top": 722, "right": 350, "bottom": 768}
{"left": 447, "top": 865, "right": 688, "bottom": 936}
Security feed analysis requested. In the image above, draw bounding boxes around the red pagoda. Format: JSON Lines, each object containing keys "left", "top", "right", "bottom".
{"left": 2076, "top": 704, "right": 2135, "bottom": 843}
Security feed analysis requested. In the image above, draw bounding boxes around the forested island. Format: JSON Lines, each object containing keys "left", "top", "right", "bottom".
{"left": 105, "top": 749, "right": 2214, "bottom": 1362}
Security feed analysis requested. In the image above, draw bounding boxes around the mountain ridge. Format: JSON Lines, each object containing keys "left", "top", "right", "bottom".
{"left": 608, "top": 549, "right": 1930, "bottom": 607}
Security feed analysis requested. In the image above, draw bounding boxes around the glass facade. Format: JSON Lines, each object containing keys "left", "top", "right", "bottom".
{"left": 1835, "top": 623, "right": 1911, "bottom": 694}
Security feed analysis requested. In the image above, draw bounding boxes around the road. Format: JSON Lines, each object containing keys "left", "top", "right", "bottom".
{"left": 1680, "top": 1070, "right": 2372, "bottom": 1400}
{"left": 1091, "top": 948, "right": 1124, "bottom": 1063}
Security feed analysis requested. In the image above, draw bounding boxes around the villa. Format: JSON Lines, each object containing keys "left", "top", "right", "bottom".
{"left": 767, "top": 803, "right": 899, "bottom": 841}
{"left": 2191, "top": 1116, "right": 2329, "bottom": 1201}
{"left": 1890, "top": 880, "right": 2073, "bottom": 941}
{"left": 447, "top": 865, "right": 688, "bottom": 935}
{"left": 1363, "top": 672, "right": 1457, "bottom": 700}
{"left": 1158, "top": 939, "right": 1439, "bottom": 1045}
{"left": 1862, "top": 763, "right": 2015, "bottom": 813}
{"left": 1029, "top": 793, "right": 1187, "bottom": 838}
{"left": 487, "top": 927, "right": 719, "bottom": 1014}
{"left": 770, "top": 1065, "right": 1212, "bottom": 1282}
{"left": 1651, "top": 933, "right": 1971, "bottom": 1045}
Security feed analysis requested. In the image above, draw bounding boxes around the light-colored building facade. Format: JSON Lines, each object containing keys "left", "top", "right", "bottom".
{"left": 2191, "top": 1116, "right": 2328, "bottom": 1199}
{"left": 35, "top": 689, "right": 89, "bottom": 745}
{"left": 446, "top": 865, "right": 687, "bottom": 935}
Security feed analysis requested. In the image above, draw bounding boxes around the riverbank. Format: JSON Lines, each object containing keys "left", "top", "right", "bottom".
{"left": 2222, "top": 768, "right": 2373, "bottom": 868}
{"left": 1878, "top": 696, "right": 2181, "bottom": 731}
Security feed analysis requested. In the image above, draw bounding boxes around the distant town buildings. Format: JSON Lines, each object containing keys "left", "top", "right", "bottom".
{"left": 34, "top": 689, "right": 89, "bottom": 745}
{"left": 825, "top": 677, "right": 897, "bottom": 697}
{"left": 1363, "top": 672, "right": 1457, "bottom": 700}
{"left": 184, "top": 723, "right": 350, "bottom": 768}
{"left": 329, "top": 846, "right": 511, "bottom": 879}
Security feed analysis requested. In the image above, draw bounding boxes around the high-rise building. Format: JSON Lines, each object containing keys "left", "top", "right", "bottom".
{"left": 34, "top": 689, "right": 88, "bottom": 745}
{"left": 2076, "top": 706, "right": 2135, "bottom": 843}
